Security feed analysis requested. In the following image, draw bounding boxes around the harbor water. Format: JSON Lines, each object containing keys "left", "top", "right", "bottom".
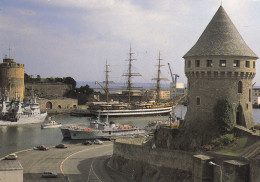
{"left": 0, "top": 105, "right": 259, "bottom": 158}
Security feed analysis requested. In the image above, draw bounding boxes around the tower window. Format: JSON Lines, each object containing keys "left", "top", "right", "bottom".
{"left": 253, "top": 61, "right": 256, "bottom": 68}
{"left": 196, "top": 97, "right": 201, "bottom": 105}
{"left": 233, "top": 60, "right": 240, "bottom": 67}
{"left": 238, "top": 81, "right": 243, "bottom": 93}
{"left": 246, "top": 61, "right": 250, "bottom": 68}
{"left": 249, "top": 89, "right": 251, "bottom": 102}
{"left": 219, "top": 60, "right": 226, "bottom": 67}
{"left": 207, "top": 60, "right": 212, "bottom": 67}
{"left": 195, "top": 60, "right": 200, "bottom": 67}
{"left": 188, "top": 60, "right": 191, "bottom": 68}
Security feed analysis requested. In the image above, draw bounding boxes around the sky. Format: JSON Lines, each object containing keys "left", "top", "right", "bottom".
{"left": 1, "top": 0, "right": 260, "bottom": 85}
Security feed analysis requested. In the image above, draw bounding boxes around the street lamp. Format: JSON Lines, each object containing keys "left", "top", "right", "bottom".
{"left": 209, "top": 161, "right": 222, "bottom": 182}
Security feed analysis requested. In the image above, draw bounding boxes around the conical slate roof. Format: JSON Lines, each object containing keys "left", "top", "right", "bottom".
{"left": 183, "top": 6, "right": 258, "bottom": 59}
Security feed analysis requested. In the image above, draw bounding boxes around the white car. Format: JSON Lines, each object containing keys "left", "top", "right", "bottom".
{"left": 5, "top": 153, "right": 18, "bottom": 160}
{"left": 93, "top": 139, "right": 103, "bottom": 145}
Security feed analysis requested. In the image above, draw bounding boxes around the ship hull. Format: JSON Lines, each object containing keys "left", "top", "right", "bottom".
{"left": 89, "top": 106, "right": 173, "bottom": 117}
{"left": 60, "top": 127, "right": 72, "bottom": 138}
{"left": 69, "top": 129, "right": 145, "bottom": 140}
{"left": 41, "top": 124, "right": 62, "bottom": 129}
{"left": 0, "top": 112, "right": 47, "bottom": 126}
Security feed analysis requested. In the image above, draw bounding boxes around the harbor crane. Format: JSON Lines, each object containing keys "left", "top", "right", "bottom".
{"left": 168, "top": 63, "right": 179, "bottom": 85}
{"left": 168, "top": 63, "right": 179, "bottom": 97}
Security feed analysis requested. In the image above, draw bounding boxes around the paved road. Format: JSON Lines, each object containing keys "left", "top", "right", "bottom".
{"left": 61, "top": 144, "right": 128, "bottom": 182}
{"left": 14, "top": 141, "right": 129, "bottom": 182}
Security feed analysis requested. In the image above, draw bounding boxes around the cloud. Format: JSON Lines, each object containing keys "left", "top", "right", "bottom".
{"left": 1, "top": 0, "right": 260, "bottom": 84}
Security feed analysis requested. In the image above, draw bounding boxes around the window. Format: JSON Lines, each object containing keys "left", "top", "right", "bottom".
{"left": 253, "top": 61, "right": 256, "bottom": 68}
{"left": 238, "top": 81, "right": 243, "bottom": 93}
{"left": 249, "top": 89, "right": 251, "bottom": 102}
{"left": 188, "top": 60, "right": 191, "bottom": 68}
{"left": 196, "top": 97, "right": 201, "bottom": 105}
{"left": 219, "top": 60, "right": 226, "bottom": 67}
{"left": 246, "top": 61, "right": 250, "bottom": 68}
{"left": 233, "top": 60, "right": 240, "bottom": 67}
{"left": 195, "top": 60, "right": 200, "bottom": 67}
{"left": 207, "top": 60, "right": 212, "bottom": 67}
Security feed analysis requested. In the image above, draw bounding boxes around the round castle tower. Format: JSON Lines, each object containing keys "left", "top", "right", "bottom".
{"left": 0, "top": 57, "right": 24, "bottom": 101}
{"left": 183, "top": 6, "right": 258, "bottom": 131}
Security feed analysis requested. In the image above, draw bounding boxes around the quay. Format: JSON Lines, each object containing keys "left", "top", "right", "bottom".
{"left": 0, "top": 142, "right": 129, "bottom": 182}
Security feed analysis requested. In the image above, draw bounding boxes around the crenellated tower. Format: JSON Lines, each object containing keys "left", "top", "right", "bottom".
{"left": 0, "top": 56, "right": 24, "bottom": 101}
{"left": 183, "top": 6, "right": 258, "bottom": 131}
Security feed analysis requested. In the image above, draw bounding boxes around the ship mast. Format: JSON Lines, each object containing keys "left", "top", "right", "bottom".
{"left": 153, "top": 51, "right": 167, "bottom": 103}
{"left": 104, "top": 60, "right": 110, "bottom": 103}
{"left": 95, "top": 60, "right": 113, "bottom": 103}
{"left": 122, "top": 47, "right": 141, "bottom": 104}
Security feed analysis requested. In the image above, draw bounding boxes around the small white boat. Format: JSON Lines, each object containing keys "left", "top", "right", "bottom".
{"left": 41, "top": 118, "right": 62, "bottom": 129}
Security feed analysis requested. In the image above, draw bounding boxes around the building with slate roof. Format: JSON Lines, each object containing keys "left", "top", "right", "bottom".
{"left": 183, "top": 6, "right": 258, "bottom": 136}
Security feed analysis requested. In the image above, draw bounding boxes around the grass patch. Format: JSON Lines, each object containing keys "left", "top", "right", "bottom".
{"left": 77, "top": 105, "right": 88, "bottom": 109}
{"left": 214, "top": 136, "right": 257, "bottom": 156}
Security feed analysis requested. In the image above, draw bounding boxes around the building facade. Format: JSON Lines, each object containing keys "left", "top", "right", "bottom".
{"left": 170, "top": 82, "right": 185, "bottom": 99}
{"left": 38, "top": 97, "right": 77, "bottom": 113}
{"left": 252, "top": 87, "right": 260, "bottom": 105}
{"left": 0, "top": 57, "right": 24, "bottom": 100}
{"left": 183, "top": 6, "right": 258, "bottom": 130}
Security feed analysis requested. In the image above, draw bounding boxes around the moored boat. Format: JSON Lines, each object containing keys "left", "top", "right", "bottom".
{"left": 41, "top": 118, "right": 62, "bottom": 129}
{"left": 69, "top": 121, "right": 145, "bottom": 140}
{"left": 0, "top": 94, "right": 47, "bottom": 125}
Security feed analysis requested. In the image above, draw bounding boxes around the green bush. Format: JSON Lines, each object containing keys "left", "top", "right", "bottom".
{"left": 213, "top": 99, "right": 235, "bottom": 133}
{"left": 211, "top": 133, "right": 235, "bottom": 147}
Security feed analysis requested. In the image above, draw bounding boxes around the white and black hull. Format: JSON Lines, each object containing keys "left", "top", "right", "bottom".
{"left": 89, "top": 106, "right": 173, "bottom": 117}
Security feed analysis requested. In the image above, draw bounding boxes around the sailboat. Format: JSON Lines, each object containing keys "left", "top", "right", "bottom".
{"left": 88, "top": 48, "right": 175, "bottom": 117}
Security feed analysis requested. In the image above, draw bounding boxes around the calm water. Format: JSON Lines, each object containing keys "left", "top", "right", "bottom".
{"left": 0, "top": 105, "right": 259, "bottom": 158}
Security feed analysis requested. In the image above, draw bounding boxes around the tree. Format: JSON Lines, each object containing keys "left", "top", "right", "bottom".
{"left": 63, "top": 77, "right": 76, "bottom": 89}
{"left": 213, "top": 99, "right": 235, "bottom": 133}
{"left": 24, "top": 73, "right": 32, "bottom": 83}
{"left": 35, "top": 75, "right": 41, "bottom": 82}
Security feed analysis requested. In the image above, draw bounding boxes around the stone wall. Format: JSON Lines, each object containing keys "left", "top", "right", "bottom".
{"left": 25, "top": 82, "right": 72, "bottom": 98}
{"left": 110, "top": 139, "right": 260, "bottom": 182}
{"left": 113, "top": 141, "right": 194, "bottom": 172}
{"left": 38, "top": 97, "right": 77, "bottom": 113}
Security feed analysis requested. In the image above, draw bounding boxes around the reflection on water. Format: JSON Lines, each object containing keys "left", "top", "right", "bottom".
{"left": 0, "top": 105, "right": 259, "bottom": 158}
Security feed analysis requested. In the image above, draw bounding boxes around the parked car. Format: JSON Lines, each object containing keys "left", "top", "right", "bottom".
{"left": 35, "top": 145, "right": 49, "bottom": 150}
{"left": 4, "top": 153, "right": 18, "bottom": 160}
{"left": 55, "top": 143, "right": 67, "bottom": 149}
{"left": 83, "top": 140, "right": 92, "bottom": 145}
{"left": 42, "top": 171, "right": 58, "bottom": 178}
{"left": 93, "top": 139, "right": 103, "bottom": 145}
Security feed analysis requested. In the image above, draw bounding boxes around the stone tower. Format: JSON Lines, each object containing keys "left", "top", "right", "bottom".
{"left": 0, "top": 57, "right": 24, "bottom": 101}
{"left": 183, "top": 6, "right": 258, "bottom": 132}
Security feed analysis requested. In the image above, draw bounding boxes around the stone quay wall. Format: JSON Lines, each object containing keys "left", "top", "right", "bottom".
{"left": 110, "top": 139, "right": 260, "bottom": 182}
{"left": 113, "top": 141, "right": 194, "bottom": 172}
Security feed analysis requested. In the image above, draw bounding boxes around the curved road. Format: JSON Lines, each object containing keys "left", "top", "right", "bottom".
{"left": 13, "top": 141, "right": 129, "bottom": 182}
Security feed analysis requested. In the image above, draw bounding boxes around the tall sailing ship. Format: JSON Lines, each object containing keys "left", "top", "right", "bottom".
{"left": 88, "top": 48, "right": 176, "bottom": 117}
